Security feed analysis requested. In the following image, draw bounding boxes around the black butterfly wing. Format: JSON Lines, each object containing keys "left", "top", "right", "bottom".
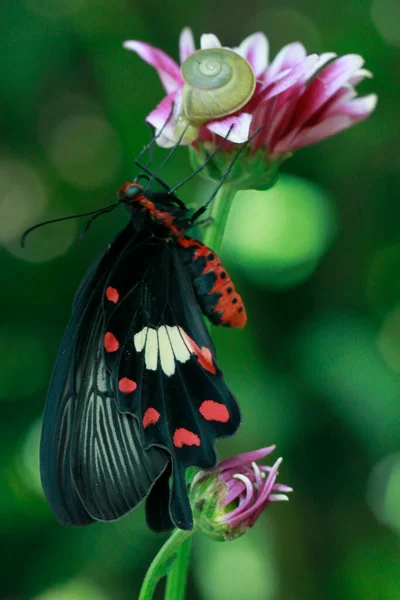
{"left": 40, "top": 223, "right": 169, "bottom": 526}
{"left": 102, "top": 234, "right": 241, "bottom": 529}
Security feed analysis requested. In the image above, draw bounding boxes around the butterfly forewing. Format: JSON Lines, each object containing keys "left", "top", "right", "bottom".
{"left": 40, "top": 224, "right": 169, "bottom": 526}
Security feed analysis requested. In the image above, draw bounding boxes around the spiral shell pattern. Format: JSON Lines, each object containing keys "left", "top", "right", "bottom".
{"left": 180, "top": 48, "right": 256, "bottom": 125}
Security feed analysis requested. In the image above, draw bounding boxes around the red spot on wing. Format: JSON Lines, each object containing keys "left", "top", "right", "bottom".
{"left": 200, "top": 400, "right": 230, "bottom": 423}
{"left": 104, "top": 332, "right": 119, "bottom": 353}
{"left": 118, "top": 377, "right": 137, "bottom": 393}
{"left": 143, "top": 408, "right": 160, "bottom": 428}
{"left": 106, "top": 286, "right": 119, "bottom": 304}
{"left": 197, "top": 347, "right": 215, "bottom": 373}
{"left": 183, "top": 333, "right": 216, "bottom": 374}
{"left": 173, "top": 428, "right": 201, "bottom": 448}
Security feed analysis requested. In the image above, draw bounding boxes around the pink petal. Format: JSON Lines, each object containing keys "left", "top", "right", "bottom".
{"left": 349, "top": 68, "right": 373, "bottom": 86}
{"left": 123, "top": 40, "right": 183, "bottom": 94}
{"left": 272, "top": 484, "right": 294, "bottom": 493}
{"left": 268, "top": 494, "right": 290, "bottom": 502}
{"left": 249, "top": 100, "right": 272, "bottom": 152}
{"left": 236, "top": 32, "right": 269, "bottom": 76}
{"left": 306, "top": 52, "right": 337, "bottom": 79}
{"left": 229, "top": 462, "right": 280, "bottom": 526}
{"left": 206, "top": 113, "right": 253, "bottom": 143}
{"left": 219, "top": 446, "right": 276, "bottom": 470}
{"left": 276, "top": 113, "right": 356, "bottom": 152}
{"left": 293, "top": 54, "right": 365, "bottom": 125}
{"left": 262, "top": 53, "right": 336, "bottom": 104}
{"left": 146, "top": 91, "right": 181, "bottom": 148}
{"left": 333, "top": 93, "right": 377, "bottom": 118}
{"left": 265, "top": 42, "right": 307, "bottom": 84}
{"left": 179, "top": 27, "right": 196, "bottom": 63}
{"left": 200, "top": 33, "right": 222, "bottom": 49}
{"left": 267, "top": 96, "right": 300, "bottom": 150}
{"left": 262, "top": 54, "right": 319, "bottom": 102}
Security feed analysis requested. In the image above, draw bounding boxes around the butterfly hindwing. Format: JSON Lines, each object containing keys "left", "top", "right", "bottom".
{"left": 40, "top": 224, "right": 169, "bottom": 526}
{"left": 102, "top": 233, "right": 241, "bottom": 528}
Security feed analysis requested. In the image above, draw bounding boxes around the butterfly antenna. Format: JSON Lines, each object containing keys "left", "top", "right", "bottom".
{"left": 134, "top": 103, "right": 176, "bottom": 172}
{"left": 167, "top": 125, "right": 235, "bottom": 195}
{"left": 189, "top": 126, "right": 263, "bottom": 224}
{"left": 21, "top": 202, "right": 120, "bottom": 248}
{"left": 145, "top": 120, "right": 192, "bottom": 192}
{"left": 79, "top": 204, "right": 121, "bottom": 239}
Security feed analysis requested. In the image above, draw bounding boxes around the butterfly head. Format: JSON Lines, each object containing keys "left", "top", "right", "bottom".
{"left": 118, "top": 182, "right": 146, "bottom": 204}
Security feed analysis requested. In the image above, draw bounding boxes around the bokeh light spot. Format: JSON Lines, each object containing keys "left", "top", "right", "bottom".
{"left": 367, "top": 453, "right": 400, "bottom": 534}
{"left": 47, "top": 114, "right": 122, "bottom": 189}
{"left": 6, "top": 217, "right": 78, "bottom": 263}
{"left": 16, "top": 418, "right": 43, "bottom": 496}
{"left": 252, "top": 8, "right": 322, "bottom": 51}
{"left": 33, "top": 579, "right": 111, "bottom": 600}
{"left": 377, "top": 306, "right": 400, "bottom": 372}
{"left": 0, "top": 159, "right": 48, "bottom": 245}
{"left": 194, "top": 531, "right": 277, "bottom": 600}
{"left": 371, "top": 0, "right": 400, "bottom": 46}
{"left": 295, "top": 312, "right": 400, "bottom": 451}
{"left": 24, "top": 0, "right": 95, "bottom": 20}
{"left": 0, "top": 328, "right": 47, "bottom": 401}
{"left": 223, "top": 175, "right": 336, "bottom": 288}
{"left": 366, "top": 243, "right": 400, "bottom": 316}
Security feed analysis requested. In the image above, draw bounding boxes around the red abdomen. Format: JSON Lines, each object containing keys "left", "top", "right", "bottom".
{"left": 177, "top": 236, "right": 247, "bottom": 328}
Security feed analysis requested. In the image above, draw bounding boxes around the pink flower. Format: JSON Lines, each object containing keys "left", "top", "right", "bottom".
{"left": 189, "top": 445, "right": 292, "bottom": 541}
{"left": 124, "top": 29, "right": 377, "bottom": 158}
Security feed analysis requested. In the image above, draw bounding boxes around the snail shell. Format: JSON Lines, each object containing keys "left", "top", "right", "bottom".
{"left": 175, "top": 48, "right": 256, "bottom": 143}
{"left": 181, "top": 48, "right": 256, "bottom": 124}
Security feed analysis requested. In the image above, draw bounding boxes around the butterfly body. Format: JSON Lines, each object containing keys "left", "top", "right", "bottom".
{"left": 40, "top": 181, "right": 246, "bottom": 531}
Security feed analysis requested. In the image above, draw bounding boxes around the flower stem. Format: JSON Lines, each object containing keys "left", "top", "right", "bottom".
{"left": 164, "top": 536, "right": 192, "bottom": 600}
{"left": 138, "top": 529, "right": 192, "bottom": 600}
{"left": 200, "top": 184, "right": 237, "bottom": 253}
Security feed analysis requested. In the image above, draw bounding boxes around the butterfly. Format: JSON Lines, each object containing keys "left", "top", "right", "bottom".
{"left": 38, "top": 178, "right": 247, "bottom": 532}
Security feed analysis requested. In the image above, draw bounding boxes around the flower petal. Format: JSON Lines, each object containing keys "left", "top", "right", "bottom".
{"left": 349, "top": 68, "right": 373, "bottom": 86}
{"left": 293, "top": 54, "right": 365, "bottom": 125}
{"left": 265, "top": 42, "right": 307, "bottom": 83}
{"left": 200, "top": 33, "right": 222, "bottom": 49}
{"left": 206, "top": 113, "right": 253, "bottom": 143}
{"left": 179, "top": 27, "right": 196, "bottom": 63}
{"left": 123, "top": 40, "right": 183, "bottom": 94}
{"left": 218, "top": 445, "right": 276, "bottom": 470}
{"left": 334, "top": 93, "right": 378, "bottom": 118}
{"left": 146, "top": 91, "right": 182, "bottom": 148}
{"left": 276, "top": 113, "right": 356, "bottom": 152}
{"left": 262, "top": 54, "right": 319, "bottom": 102}
{"left": 236, "top": 32, "right": 269, "bottom": 76}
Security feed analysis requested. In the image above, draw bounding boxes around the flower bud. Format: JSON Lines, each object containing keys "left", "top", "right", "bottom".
{"left": 189, "top": 446, "right": 292, "bottom": 541}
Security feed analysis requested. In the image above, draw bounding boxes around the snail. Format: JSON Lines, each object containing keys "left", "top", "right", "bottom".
{"left": 175, "top": 48, "right": 256, "bottom": 143}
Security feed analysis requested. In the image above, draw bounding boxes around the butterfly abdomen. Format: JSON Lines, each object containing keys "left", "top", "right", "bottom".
{"left": 177, "top": 236, "right": 247, "bottom": 328}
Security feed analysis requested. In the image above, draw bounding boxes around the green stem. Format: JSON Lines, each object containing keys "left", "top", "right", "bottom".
{"left": 164, "top": 536, "right": 192, "bottom": 600}
{"left": 139, "top": 529, "right": 192, "bottom": 600}
{"left": 201, "top": 184, "right": 237, "bottom": 253}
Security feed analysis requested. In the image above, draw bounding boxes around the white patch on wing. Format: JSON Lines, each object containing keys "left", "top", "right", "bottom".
{"left": 134, "top": 328, "right": 147, "bottom": 352}
{"left": 169, "top": 326, "right": 192, "bottom": 363}
{"left": 158, "top": 325, "right": 175, "bottom": 377}
{"left": 133, "top": 325, "right": 193, "bottom": 376}
{"left": 145, "top": 327, "right": 158, "bottom": 371}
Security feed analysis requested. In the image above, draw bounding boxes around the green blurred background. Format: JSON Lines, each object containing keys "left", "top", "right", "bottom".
{"left": 1, "top": 0, "right": 399, "bottom": 598}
